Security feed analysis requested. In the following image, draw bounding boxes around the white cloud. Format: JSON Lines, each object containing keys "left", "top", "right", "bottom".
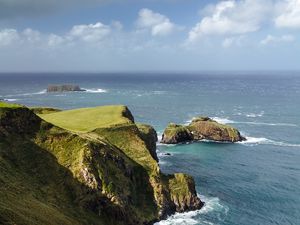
{"left": 47, "top": 34, "right": 66, "bottom": 47}
{"left": 0, "top": 22, "right": 112, "bottom": 48}
{"left": 137, "top": 8, "right": 177, "bottom": 36}
{"left": 22, "top": 28, "right": 41, "bottom": 42}
{"left": 275, "top": 0, "right": 300, "bottom": 28}
{"left": 260, "top": 34, "right": 295, "bottom": 45}
{"left": 69, "top": 22, "right": 111, "bottom": 42}
{"left": 222, "top": 35, "right": 245, "bottom": 48}
{"left": 188, "top": 0, "right": 272, "bottom": 42}
{"left": 111, "top": 20, "right": 123, "bottom": 30}
{"left": 0, "top": 29, "right": 19, "bottom": 46}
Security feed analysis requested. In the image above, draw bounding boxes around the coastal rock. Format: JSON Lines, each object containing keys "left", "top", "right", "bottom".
{"left": 30, "top": 107, "right": 62, "bottom": 115}
{"left": 137, "top": 123, "right": 159, "bottom": 161}
{"left": 168, "top": 173, "right": 204, "bottom": 212}
{"left": 161, "top": 123, "right": 193, "bottom": 144}
{"left": 188, "top": 117, "right": 246, "bottom": 142}
{"left": 47, "top": 84, "right": 86, "bottom": 92}
{"left": 161, "top": 116, "right": 245, "bottom": 144}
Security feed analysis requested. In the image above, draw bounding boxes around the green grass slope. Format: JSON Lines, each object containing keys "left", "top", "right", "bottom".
{"left": 0, "top": 101, "right": 23, "bottom": 108}
{"left": 39, "top": 105, "right": 133, "bottom": 132}
{"left": 0, "top": 104, "right": 203, "bottom": 225}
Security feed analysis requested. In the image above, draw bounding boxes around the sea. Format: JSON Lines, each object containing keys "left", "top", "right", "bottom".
{"left": 0, "top": 72, "right": 299, "bottom": 225}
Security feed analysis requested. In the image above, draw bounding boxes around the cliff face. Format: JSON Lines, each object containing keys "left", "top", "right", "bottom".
{"left": 161, "top": 116, "right": 246, "bottom": 144}
{"left": 0, "top": 103, "right": 203, "bottom": 225}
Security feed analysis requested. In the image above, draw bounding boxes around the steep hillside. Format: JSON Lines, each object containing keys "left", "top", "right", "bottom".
{"left": 0, "top": 103, "right": 203, "bottom": 225}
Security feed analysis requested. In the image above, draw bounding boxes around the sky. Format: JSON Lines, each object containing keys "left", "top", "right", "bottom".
{"left": 0, "top": 0, "right": 299, "bottom": 72}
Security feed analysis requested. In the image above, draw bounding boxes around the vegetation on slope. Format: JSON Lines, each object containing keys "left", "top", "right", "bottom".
{"left": 161, "top": 116, "right": 245, "bottom": 144}
{"left": 39, "top": 105, "right": 134, "bottom": 132}
{"left": 0, "top": 101, "right": 23, "bottom": 108}
{"left": 0, "top": 104, "right": 203, "bottom": 225}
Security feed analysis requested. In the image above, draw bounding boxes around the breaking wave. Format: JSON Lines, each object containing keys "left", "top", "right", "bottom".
{"left": 3, "top": 90, "right": 46, "bottom": 97}
{"left": 212, "top": 117, "right": 297, "bottom": 127}
{"left": 241, "top": 136, "right": 300, "bottom": 148}
{"left": 84, "top": 88, "right": 107, "bottom": 93}
{"left": 245, "top": 111, "right": 264, "bottom": 118}
{"left": 154, "top": 195, "right": 228, "bottom": 225}
{"left": 3, "top": 98, "right": 18, "bottom": 102}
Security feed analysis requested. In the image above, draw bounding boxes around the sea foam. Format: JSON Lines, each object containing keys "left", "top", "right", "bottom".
{"left": 4, "top": 90, "right": 46, "bottom": 97}
{"left": 3, "top": 98, "right": 18, "bottom": 102}
{"left": 212, "top": 117, "right": 297, "bottom": 127}
{"left": 154, "top": 195, "right": 228, "bottom": 225}
{"left": 84, "top": 88, "right": 107, "bottom": 93}
{"left": 241, "top": 136, "right": 300, "bottom": 148}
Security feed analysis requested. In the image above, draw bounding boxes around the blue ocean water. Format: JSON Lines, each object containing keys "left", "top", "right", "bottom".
{"left": 1, "top": 73, "right": 300, "bottom": 225}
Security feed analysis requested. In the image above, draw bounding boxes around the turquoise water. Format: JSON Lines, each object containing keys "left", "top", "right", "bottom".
{"left": 1, "top": 73, "right": 300, "bottom": 225}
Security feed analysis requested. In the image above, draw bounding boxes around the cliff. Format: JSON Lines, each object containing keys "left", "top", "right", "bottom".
{"left": 161, "top": 116, "right": 246, "bottom": 144}
{"left": 0, "top": 102, "right": 203, "bottom": 225}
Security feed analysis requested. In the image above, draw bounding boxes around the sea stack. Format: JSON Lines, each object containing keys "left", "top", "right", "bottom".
{"left": 161, "top": 116, "right": 246, "bottom": 144}
{"left": 47, "top": 84, "right": 86, "bottom": 92}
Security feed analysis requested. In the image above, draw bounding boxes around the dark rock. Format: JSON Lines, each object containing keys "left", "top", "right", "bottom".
{"left": 47, "top": 84, "right": 86, "bottom": 92}
{"left": 161, "top": 123, "right": 193, "bottom": 144}
{"left": 137, "top": 124, "right": 158, "bottom": 161}
{"left": 188, "top": 118, "right": 246, "bottom": 142}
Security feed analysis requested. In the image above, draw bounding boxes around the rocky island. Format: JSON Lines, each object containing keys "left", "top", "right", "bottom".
{"left": 161, "top": 116, "right": 246, "bottom": 144}
{"left": 0, "top": 101, "right": 203, "bottom": 225}
{"left": 47, "top": 84, "right": 86, "bottom": 92}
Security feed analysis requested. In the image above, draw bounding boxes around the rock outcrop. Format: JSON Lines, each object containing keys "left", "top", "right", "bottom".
{"left": 47, "top": 85, "right": 86, "bottom": 92}
{"left": 137, "top": 124, "right": 159, "bottom": 161}
{"left": 161, "top": 123, "right": 193, "bottom": 144}
{"left": 161, "top": 116, "right": 246, "bottom": 144}
{"left": 0, "top": 103, "right": 203, "bottom": 225}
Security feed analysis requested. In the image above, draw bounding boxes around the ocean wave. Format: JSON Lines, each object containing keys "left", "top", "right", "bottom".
{"left": 84, "top": 88, "right": 107, "bottom": 93}
{"left": 212, "top": 117, "right": 297, "bottom": 127}
{"left": 241, "top": 136, "right": 300, "bottom": 148}
{"left": 3, "top": 98, "right": 18, "bottom": 102}
{"left": 211, "top": 117, "right": 235, "bottom": 124}
{"left": 154, "top": 195, "right": 228, "bottom": 225}
{"left": 246, "top": 111, "right": 264, "bottom": 118}
{"left": 4, "top": 90, "right": 46, "bottom": 97}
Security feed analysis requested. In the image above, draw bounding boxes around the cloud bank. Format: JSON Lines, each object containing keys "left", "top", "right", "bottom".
{"left": 0, "top": 2, "right": 299, "bottom": 71}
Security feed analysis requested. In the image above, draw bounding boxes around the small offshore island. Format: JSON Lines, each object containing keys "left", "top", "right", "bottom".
{"left": 161, "top": 116, "right": 246, "bottom": 144}
{"left": 47, "top": 84, "right": 86, "bottom": 92}
{"left": 0, "top": 101, "right": 203, "bottom": 225}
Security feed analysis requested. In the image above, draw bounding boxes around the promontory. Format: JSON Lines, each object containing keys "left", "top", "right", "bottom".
{"left": 0, "top": 101, "right": 203, "bottom": 225}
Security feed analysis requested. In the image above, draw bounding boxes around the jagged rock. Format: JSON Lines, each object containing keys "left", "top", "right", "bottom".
{"left": 30, "top": 107, "right": 62, "bottom": 115}
{"left": 161, "top": 123, "right": 193, "bottom": 144}
{"left": 137, "top": 124, "right": 158, "bottom": 161}
{"left": 161, "top": 116, "right": 246, "bottom": 144}
{"left": 47, "top": 84, "right": 86, "bottom": 92}
{"left": 168, "top": 173, "right": 204, "bottom": 212}
{"left": 121, "top": 106, "right": 135, "bottom": 123}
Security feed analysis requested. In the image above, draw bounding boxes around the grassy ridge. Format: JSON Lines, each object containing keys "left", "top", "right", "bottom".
{"left": 39, "top": 105, "right": 133, "bottom": 132}
{"left": 0, "top": 101, "right": 22, "bottom": 108}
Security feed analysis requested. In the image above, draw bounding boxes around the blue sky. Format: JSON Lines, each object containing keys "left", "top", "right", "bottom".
{"left": 0, "top": 0, "right": 299, "bottom": 72}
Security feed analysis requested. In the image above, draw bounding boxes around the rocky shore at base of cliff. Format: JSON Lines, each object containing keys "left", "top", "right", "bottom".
{"left": 161, "top": 116, "right": 246, "bottom": 144}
